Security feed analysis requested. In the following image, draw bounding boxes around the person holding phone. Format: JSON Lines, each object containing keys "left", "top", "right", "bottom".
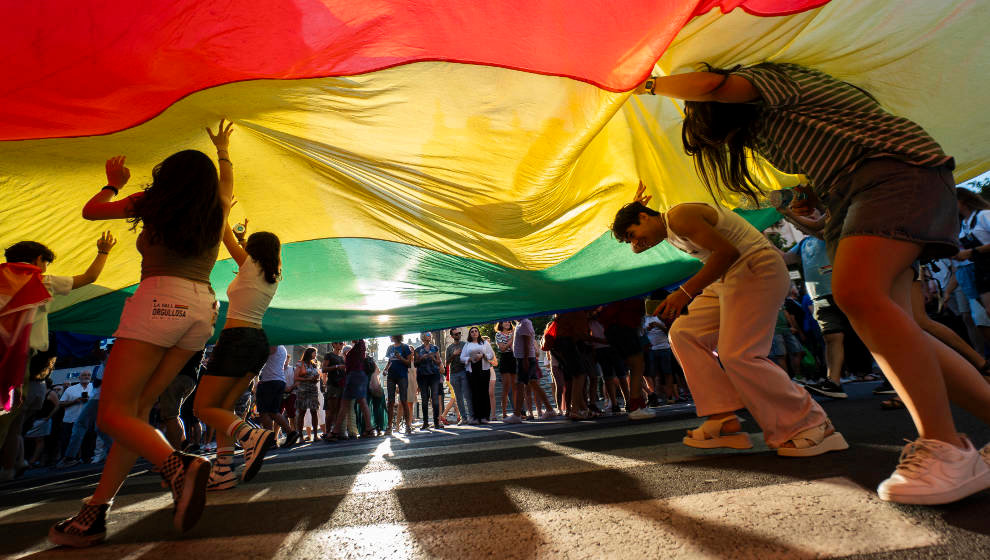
{"left": 612, "top": 184, "right": 846, "bottom": 457}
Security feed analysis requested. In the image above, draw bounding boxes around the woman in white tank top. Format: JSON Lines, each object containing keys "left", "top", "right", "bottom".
{"left": 193, "top": 220, "right": 281, "bottom": 492}
{"left": 611, "top": 184, "right": 846, "bottom": 458}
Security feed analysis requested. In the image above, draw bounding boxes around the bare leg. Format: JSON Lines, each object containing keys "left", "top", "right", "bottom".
{"left": 823, "top": 332, "right": 845, "bottom": 384}
{"left": 913, "top": 281, "right": 987, "bottom": 370}
{"left": 832, "top": 236, "right": 963, "bottom": 447}
{"left": 92, "top": 341, "right": 196, "bottom": 503}
{"left": 193, "top": 375, "right": 255, "bottom": 453}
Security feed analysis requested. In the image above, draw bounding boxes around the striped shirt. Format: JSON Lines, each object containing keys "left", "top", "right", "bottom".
{"left": 732, "top": 63, "right": 953, "bottom": 196}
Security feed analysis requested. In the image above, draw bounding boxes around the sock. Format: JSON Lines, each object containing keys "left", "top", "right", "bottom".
{"left": 215, "top": 447, "right": 234, "bottom": 466}
{"left": 227, "top": 419, "right": 253, "bottom": 442}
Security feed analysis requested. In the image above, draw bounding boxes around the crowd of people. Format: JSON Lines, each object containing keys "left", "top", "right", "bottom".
{"left": 2, "top": 59, "right": 990, "bottom": 549}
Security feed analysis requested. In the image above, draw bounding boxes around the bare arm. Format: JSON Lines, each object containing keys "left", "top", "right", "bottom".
{"left": 635, "top": 72, "right": 759, "bottom": 103}
{"left": 207, "top": 119, "right": 235, "bottom": 223}
{"left": 71, "top": 232, "right": 117, "bottom": 289}
{"left": 83, "top": 156, "right": 140, "bottom": 220}
{"left": 655, "top": 205, "right": 740, "bottom": 323}
{"left": 222, "top": 221, "right": 248, "bottom": 266}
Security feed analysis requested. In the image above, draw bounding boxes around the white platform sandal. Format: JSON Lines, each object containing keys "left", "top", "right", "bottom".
{"left": 777, "top": 419, "right": 849, "bottom": 457}
{"left": 683, "top": 415, "right": 753, "bottom": 450}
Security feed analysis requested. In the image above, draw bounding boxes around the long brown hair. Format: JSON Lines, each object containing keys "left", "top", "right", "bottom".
{"left": 681, "top": 65, "right": 763, "bottom": 205}
{"left": 957, "top": 187, "right": 990, "bottom": 213}
{"left": 129, "top": 150, "right": 223, "bottom": 256}
{"left": 301, "top": 347, "right": 317, "bottom": 367}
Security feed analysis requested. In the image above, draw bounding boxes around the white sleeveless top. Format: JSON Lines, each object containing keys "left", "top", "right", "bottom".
{"left": 226, "top": 258, "right": 279, "bottom": 324}
{"left": 665, "top": 203, "right": 773, "bottom": 264}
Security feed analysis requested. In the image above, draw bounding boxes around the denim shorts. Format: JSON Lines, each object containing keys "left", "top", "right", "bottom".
{"left": 823, "top": 158, "right": 959, "bottom": 262}
{"left": 770, "top": 332, "right": 803, "bottom": 357}
{"left": 114, "top": 276, "right": 218, "bottom": 350}
{"left": 342, "top": 371, "right": 368, "bottom": 400}
{"left": 515, "top": 357, "right": 540, "bottom": 384}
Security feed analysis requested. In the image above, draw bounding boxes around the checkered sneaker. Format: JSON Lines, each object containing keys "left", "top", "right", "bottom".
{"left": 48, "top": 498, "right": 111, "bottom": 548}
{"left": 159, "top": 451, "right": 210, "bottom": 532}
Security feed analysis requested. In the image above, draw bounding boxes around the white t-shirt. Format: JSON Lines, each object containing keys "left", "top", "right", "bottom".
{"left": 59, "top": 382, "right": 91, "bottom": 423}
{"left": 512, "top": 319, "right": 536, "bottom": 358}
{"left": 643, "top": 317, "right": 671, "bottom": 350}
{"left": 259, "top": 345, "right": 288, "bottom": 383}
{"left": 226, "top": 258, "right": 279, "bottom": 324}
{"left": 30, "top": 274, "right": 73, "bottom": 351}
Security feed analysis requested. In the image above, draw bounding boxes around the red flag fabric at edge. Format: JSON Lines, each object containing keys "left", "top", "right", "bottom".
{"left": 0, "top": 0, "right": 830, "bottom": 141}
{"left": 0, "top": 263, "right": 51, "bottom": 411}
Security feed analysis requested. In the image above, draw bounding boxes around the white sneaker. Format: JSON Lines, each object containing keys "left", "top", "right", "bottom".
{"left": 539, "top": 410, "right": 555, "bottom": 420}
{"left": 503, "top": 414, "right": 523, "bottom": 424}
{"left": 878, "top": 436, "right": 990, "bottom": 505}
{"left": 628, "top": 407, "right": 656, "bottom": 421}
{"left": 207, "top": 462, "right": 238, "bottom": 492}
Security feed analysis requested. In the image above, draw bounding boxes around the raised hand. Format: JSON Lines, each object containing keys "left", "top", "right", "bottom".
{"left": 105, "top": 156, "right": 130, "bottom": 188}
{"left": 634, "top": 180, "right": 653, "bottom": 206}
{"left": 206, "top": 118, "right": 234, "bottom": 151}
{"left": 96, "top": 231, "right": 117, "bottom": 253}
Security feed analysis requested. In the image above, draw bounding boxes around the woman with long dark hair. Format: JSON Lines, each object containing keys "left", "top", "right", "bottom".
{"left": 635, "top": 63, "right": 990, "bottom": 504}
{"left": 460, "top": 327, "right": 495, "bottom": 423}
{"left": 50, "top": 121, "right": 233, "bottom": 547}
{"left": 192, "top": 222, "right": 281, "bottom": 491}
{"left": 494, "top": 321, "right": 516, "bottom": 418}
{"left": 294, "top": 347, "right": 321, "bottom": 441}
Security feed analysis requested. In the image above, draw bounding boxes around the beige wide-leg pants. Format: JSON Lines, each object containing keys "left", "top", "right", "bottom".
{"left": 669, "top": 248, "right": 827, "bottom": 447}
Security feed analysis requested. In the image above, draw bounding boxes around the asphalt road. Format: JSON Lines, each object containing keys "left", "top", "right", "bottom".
{"left": 2, "top": 381, "right": 989, "bottom": 559}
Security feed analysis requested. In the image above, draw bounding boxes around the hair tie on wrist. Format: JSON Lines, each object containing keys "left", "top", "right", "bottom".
{"left": 98, "top": 251, "right": 109, "bottom": 255}
{"left": 218, "top": 157, "right": 232, "bottom": 166}
{"left": 101, "top": 185, "right": 119, "bottom": 196}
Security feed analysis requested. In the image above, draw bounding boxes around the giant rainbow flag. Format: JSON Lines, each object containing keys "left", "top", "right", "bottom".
{"left": 1, "top": 0, "right": 988, "bottom": 343}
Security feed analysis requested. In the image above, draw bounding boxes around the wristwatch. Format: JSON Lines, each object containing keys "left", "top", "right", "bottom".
{"left": 644, "top": 77, "right": 656, "bottom": 94}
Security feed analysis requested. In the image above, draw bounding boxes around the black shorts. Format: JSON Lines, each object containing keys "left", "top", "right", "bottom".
{"left": 551, "top": 337, "right": 596, "bottom": 381}
{"left": 605, "top": 325, "right": 641, "bottom": 359}
{"left": 205, "top": 327, "right": 270, "bottom": 378}
{"left": 594, "top": 346, "right": 625, "bottom": 378}
{"left": 256, "top": 380, "right": 286, "bottom": 414}
{"left": 498, "top": 351, "right": 516, "bottom": 374}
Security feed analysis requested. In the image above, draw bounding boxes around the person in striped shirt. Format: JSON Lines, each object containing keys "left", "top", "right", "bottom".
{"left": 636, "top": 62, "right": 990, "bottom": 505}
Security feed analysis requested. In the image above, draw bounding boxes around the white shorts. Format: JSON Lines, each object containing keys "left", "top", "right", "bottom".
{"left": 114, "top": 276, "right": 218, "bottom": 350}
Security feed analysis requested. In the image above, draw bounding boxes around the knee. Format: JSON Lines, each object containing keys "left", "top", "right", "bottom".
{"left": 718, "top": 349, "right": 759, "bottom": 370}
{"left": 668, "top": 322, "right": 692, "bottom": 348}
{"left": 831, "top": 282, "right": 879, "bottom": 319}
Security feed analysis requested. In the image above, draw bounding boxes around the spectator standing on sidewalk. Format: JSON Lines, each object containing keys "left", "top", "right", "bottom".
{"left": 415, "top": 333, "right": 444, "bottom": 430}
{"left": 461, "top": 327, "right": 495, "bottom": 424}
{"left": 256, "top": 346, "right": 298, "bottom": 447}
{"left": 446, "top": 329, "right": 472, "bottom": 425}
